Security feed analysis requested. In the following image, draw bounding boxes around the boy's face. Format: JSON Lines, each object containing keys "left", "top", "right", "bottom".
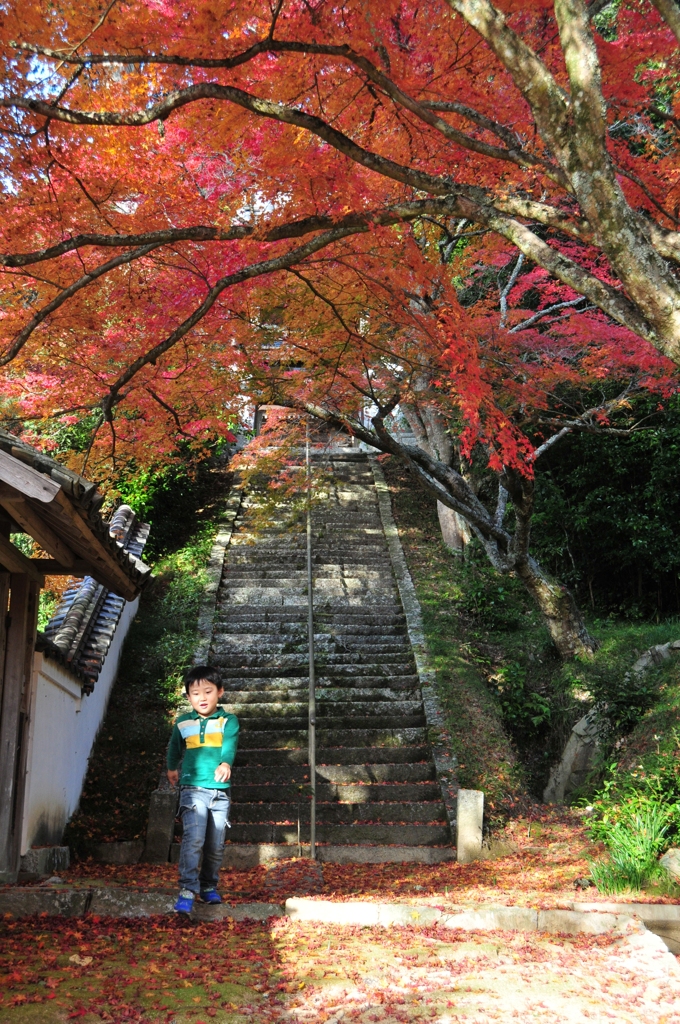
{"left": 187, "top": 679, "right": 224, "bottom": 717}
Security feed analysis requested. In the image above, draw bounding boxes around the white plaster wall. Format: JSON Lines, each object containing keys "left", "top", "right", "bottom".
{"left": 20, "top": 597, "right": 139, "bottom": 854}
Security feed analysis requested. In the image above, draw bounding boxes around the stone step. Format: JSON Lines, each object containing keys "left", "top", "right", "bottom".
{"left": 226, "top": 823, "right": 451, "bottom": 846}
{"left": 223, "top": 567, "right": 396, "bottom": 578}
{"left": 211, "top": 640, "right": 412, "bottom": 656}
{"left": 215, "top": 615, "right": 408, "bottom": 628}
{"left": 234, "top": 744, "right": 431, "bottom": 766}
{"left": 236, "top": 715, "right": 425, "bottom": 734}
{"left": 218, "top": 679, "right": 419, "bottom": 695}
{"left": 217, "top": 675, "right": 421, "bottom": 690}
{"left": 235, "top": 762, "right": 435, "bottom": 784}
{"left": 215, "top": 655, "right": 416, "bottom": 669}
{"left": 216, "top": 664, "right": 418, "bottom": 680}
{"left": 231, "top": 782, "right": 441, "bottom": 802}
{"left": 218, "top": 687, "right": 420, "bottom": 704}
{"left": 230, "top": 801, "right": 446, "bottom": 824}
{"left": 149, "top": 451, "right": 455, "bottom": 861}
{"left": 237, "top": 727, "right": 426, "bottom": 747}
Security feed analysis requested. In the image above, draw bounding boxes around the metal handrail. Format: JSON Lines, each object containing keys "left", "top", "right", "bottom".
{"left": 306, "top": 422, "right": 316, "bottom": 859}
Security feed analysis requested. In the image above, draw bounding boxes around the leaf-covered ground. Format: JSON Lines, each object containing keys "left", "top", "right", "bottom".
{"left": 1, "top": 914, "right": 678, "bottom": 1024}
{"left": 8, "top": 810, "right": 656, "bottom": 908}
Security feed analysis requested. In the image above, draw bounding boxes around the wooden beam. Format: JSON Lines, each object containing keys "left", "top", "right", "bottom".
{"left": 49, "top": 491, "right": 138, "bottom": 600}
{"left": 0, "top": 450, "right": 60, "bottom": 503}
{"left": 0, "top": 490, "right": 77, "bottom": 567}
{"left": 31, "top": 559, "right": 89, "bottom": 576}
{"left": 0, "top": 534, "right": 44, "bottom": 585}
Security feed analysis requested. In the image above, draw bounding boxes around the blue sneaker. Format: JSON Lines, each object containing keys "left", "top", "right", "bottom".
{"left": 174, "top": 889, "right": 195, "bottom": 914}
{"left": 198, "top": 888, "right": 222, "bottom": 905}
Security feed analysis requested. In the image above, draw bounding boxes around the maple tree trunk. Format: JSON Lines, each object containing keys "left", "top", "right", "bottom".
{"left": 400, "top": 392, "right": 472, "bottom": 555}
{"left": 437, "top": 502, "right": 472, "bottom": 555}
{"left": 515, "top": 556, "right": 598, "bottom": 660}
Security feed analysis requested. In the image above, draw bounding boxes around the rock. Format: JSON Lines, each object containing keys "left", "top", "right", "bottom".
{"left": 544, "top": 711, "right": 601, "bottom": 804}
{"left": 660, "top": 847, "right": 680, "bottom": 880}
{"left": 632, "top": 643, "right": 672, "bottom": 674}
{"left": 478, "top": 839, "right": 518, "bottom": 861}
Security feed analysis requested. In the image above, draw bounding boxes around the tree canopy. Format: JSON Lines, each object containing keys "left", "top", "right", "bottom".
{"left": 1, "top": 0, "right": 679, "bottom": 475}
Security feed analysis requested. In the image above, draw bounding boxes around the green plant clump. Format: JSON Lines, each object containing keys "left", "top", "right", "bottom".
{"left": 588, "top": 795, "right": 679, "bottom": 895}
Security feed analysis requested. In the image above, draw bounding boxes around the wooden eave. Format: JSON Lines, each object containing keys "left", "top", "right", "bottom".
{"left": 0, "top": 437, "right": 149, "bottom": 601}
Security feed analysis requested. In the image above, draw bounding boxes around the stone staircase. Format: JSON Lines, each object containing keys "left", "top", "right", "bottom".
{"left": 210, "top": 451, "right": 454, "bottom": 862}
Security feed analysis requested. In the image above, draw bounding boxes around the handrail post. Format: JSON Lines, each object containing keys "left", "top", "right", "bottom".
{"left": 306, "top": 421, "right": 316, "bottom": 860}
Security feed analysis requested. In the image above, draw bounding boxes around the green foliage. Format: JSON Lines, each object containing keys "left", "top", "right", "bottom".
{"left": 37, "top": 590, "right": 59, "bottom": 632}
{"left": 116, "top": 440, "right": 231, "bottom": 559}
{"left": 559, "top": 619, "right": 680, "bottom": 740}
{"left": 533, "top": 397, "right": 680, "bottom": 618}
{"left": 9, "top": 532, "right": 33, "bottom": 557}
{"left": 63, "top": 478, "right": 228, "bottom": 853}
{"left": 488, "top": 662, "right": 552, "bottom": 735}
{"left": 382, "top": 457, "right": 680, "bottom": 802}
{"left": 381, "top": 457, "right": 528, "bottom": 813}
{"left": 588, "top": 795, "right": 678, "bottom": 894}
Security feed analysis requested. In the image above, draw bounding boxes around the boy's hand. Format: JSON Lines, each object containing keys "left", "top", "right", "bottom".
{"left": 214, "top": 762, "right": 231, "bottom": 783}
{"left": 167, "top": 769, "right": 179, "bottom": 787}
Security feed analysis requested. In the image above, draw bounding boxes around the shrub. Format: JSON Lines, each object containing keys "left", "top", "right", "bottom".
{"left": 588, "top": 795, "right": 678, "bottom": 894}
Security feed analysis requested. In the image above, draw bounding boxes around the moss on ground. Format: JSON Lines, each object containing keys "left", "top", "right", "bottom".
{"left": 63, "top": 465, "right": 233, "bottom": 852}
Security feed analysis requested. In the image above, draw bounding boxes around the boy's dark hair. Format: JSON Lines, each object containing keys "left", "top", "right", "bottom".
{"left": 184, "top": 665, "right": 222, "bottom": 694}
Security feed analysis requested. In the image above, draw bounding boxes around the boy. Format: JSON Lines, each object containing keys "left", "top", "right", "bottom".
{"left": 167, "top": 666, "right": 239, "bottom": 913}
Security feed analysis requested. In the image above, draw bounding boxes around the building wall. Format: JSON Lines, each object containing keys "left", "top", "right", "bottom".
{"left": 20, "top": 597, "right": 139, "bottom": 854}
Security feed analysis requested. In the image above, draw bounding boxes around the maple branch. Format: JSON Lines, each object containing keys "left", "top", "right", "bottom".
{"left": 468, "top": 206, "right": 656, "bottom": 344}
{"left": 0, "top": 241, "right": 161, "bottom": 367}
{"left": 532, "top": 391, "right": 648, "bottom": 458}
{"left": 99, "top": 222, "right": 390, "bottom": 419}
{"left": 301, "top": 399, "right": 509, "bottom": 546}
{"left": 0, "top": 83, "right": 453, "bottom": 197}
{"left": 9, "top": 36, "right": 565, "bottom": 182}
{"left": 444, "top": 0, "right": 570, "bottom": 160}
{"left": 499, "top": 252, "right": 525, "bottom": 327}
{"left": 421, "top": 101, "right": 520, "bottom": 151}
{"left": 0, "top": 199, "right": 475, "bottom": 269}
{"left": 145, "top": 388, "right": 190, "bottom": 435}
{"left": 615, "top": 162, "right": 679, "bottom": 228}
{"left": 509, "top": 296, "right": 588, "bottom": 332}
{"left": 3, "top": 44, "right": 670, "bottom": 348}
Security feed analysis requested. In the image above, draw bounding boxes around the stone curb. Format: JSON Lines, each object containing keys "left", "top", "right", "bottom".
{"left": 369, "top": 457, "right": 458, "bottom": 836}
{"left": 193, "top": 485, "right": 243, "bottom": 665}
{"left": 1, "top": 888, "right": 678, "bottom": 952}
{"left": 573, "top": 901, "right": 680, "bottom": 954}
{"left": 284, "top": 898, "right": 634, "bottom": 936}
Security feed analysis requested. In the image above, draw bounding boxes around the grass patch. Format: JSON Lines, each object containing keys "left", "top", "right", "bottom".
{"left": 63, "top": 465, "right": 233, "bottom": 852}
{"left": 381, "top": 456, "right": 680, "bottom": 809}
{"left": 381, "top": 457, "right": 527, "bottom": 814}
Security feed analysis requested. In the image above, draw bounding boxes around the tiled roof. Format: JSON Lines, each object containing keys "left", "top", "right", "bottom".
{"left": 38, "top": 505, "right": 151, "bottom": 693}
{"left": 0, "top": 428, "right": 151, "bottom": 593}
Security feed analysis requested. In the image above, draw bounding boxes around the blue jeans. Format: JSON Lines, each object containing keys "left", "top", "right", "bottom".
{"left": 178, "top": 786, "right": 231, "bottom": 893}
